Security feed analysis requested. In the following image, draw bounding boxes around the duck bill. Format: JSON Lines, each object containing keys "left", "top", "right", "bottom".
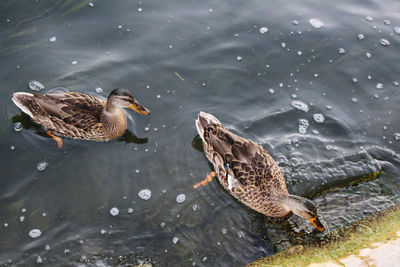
{"left": 309, "top": 216, "right": 325, "bottom": 231}
{"left": 129, "top": 103, "right": 150, "bottom": 115}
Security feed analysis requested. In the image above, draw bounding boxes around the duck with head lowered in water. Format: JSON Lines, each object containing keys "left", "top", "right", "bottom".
{"left": 194, "top": 111, "right": 325, "bottom": 231}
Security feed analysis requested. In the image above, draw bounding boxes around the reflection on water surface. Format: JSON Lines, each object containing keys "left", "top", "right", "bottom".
{"left": 0, "top": 0, "right": 400, "bottom": 266}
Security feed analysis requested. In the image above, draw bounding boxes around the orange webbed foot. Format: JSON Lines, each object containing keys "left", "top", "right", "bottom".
{"left": 46, "top": 131, "right": 63, "bottom": 149}
{"left": 193, "top": 171, "right": 216, "bottom": 189}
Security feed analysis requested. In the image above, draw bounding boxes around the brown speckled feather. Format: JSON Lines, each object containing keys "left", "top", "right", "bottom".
{"left": 12, "top": 92, "right": 126, "bottom": 141}
{"left": 196, "top": 112, "right": 291, "bottom": 218}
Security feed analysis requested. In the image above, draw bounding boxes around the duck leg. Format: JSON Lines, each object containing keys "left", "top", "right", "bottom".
{"left": 193, "top": 171, "right": 216, "bottom": 189}
{"left": 46, "top": 131, "right": 63, "bottom": 149}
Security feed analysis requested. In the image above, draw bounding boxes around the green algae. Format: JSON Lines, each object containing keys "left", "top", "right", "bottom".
{"left": 248, "top": 203, "right": 400, "bottom": 267}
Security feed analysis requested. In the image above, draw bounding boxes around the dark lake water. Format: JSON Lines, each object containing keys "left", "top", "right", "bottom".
{"left": 1, "top": 0, "right": 400, "bottom": 266}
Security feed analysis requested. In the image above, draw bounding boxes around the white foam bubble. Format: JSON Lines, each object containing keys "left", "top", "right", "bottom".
{"left": 138, "top": 189, "right": 152, "bottom": 200}
{"left": 291, "top": 100, "right": 309, "bottom": 112}
{"left": 109, "top": 207, "right": 119, "bottom": 216}
{"left": 29, "top": 229, "right": 42, "bottom": 238}
{"left": 309, "top": 18, "right": 324, "bottom": 29}
{"left": 176, "top": 194, "right": 186, "bottom": 203}
{"left": 313, "top": 114, "right": 325, "bottom": 123}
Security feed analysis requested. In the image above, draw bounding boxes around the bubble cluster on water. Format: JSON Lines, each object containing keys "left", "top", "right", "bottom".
{"left": 29, "top": 80, "right": 44, "bottom": 91}
{"left": 338, "top": 48, "right": 346, "bottom": 54}
{"left": 291, "top": 100, "right": 309, "bottom": 112}
{"left": 29, "top": 229, "right": 42, "bottom": 238}
{"left": 109, "top": 207, "right": 119, "bottom": 216}
{"left": 127, "top": 208, "right": 133, "bottom": 213}
{"left": 259, "top": 27, "right": 268, "bottom": 34}
{"left": 36, "top": 256, "right": 43, "bottom": 264}
{"left": 236, "top": 56, "right": 242, "bottom": 61}
{"left": 313, "top": 113, "right": 325, "bottom": 123}
{"left": 192, "top": 204, "right": 199, "bottom": 211}
{"left": 309, "top": 18, "right": 324, "bottom": 29}
{"left": 357, "top": 34, "right": 365, "bottom": 40}
{"left": 176, "top": 194, "right": 186, "bottom": 203}
{"left": 49, "top": 36, "right": 56, "bottom": 42}
{"left": 351, "top": 97, "right": 359, "bottom": 103}
{"left": 376, "top": 83, "right": 383, "bottom": 89}
{"left": 138, "top": 189, "right": 152, "bottom": 200}
{"left": 95, "top": 87, "right": 103, "bottom": 93}
{"left": 379, "top": 39, "right": 390, "bottom": 46}
{"left": 37, "top": 161, "right": 48, "bottom": 171}
{"left": 13, "top": 122, "right": 23, "bottom": 132}
{"left": 298, "top": 119, "right": 309, "bottom": 134}
{"left": 312, "top": 129, "right": 319, "bottom": 135}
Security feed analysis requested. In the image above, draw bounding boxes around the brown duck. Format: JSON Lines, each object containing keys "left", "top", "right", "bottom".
{"left": 194, "top": 112, "right": 324, "bottom": 231}
{"left": 12, "top": 88, "right": 150, "bottom": 148}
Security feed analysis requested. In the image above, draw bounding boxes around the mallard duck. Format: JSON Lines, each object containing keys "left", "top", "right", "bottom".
{"left": 194, "top": 112, "right": 324, "bottom": 231}
{"left": 11, "top": 88, "right": 150, "bottom": 148}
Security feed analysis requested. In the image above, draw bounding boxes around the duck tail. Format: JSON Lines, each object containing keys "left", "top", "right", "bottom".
{"left": 12, "top": 92, "right": 35, "bottom": 118}
{"left": 196, "top": 112, "right": 221, "bottom": 140}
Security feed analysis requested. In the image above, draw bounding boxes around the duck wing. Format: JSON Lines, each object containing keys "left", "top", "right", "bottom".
{"left": 12, "top": 91, "right": 105, "bottom": 138}
{"left": 33, "top": 92, "right": 104, "bottom": 128}
{"left": 196, "top": 112, "right": 288, "bottom": 196}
